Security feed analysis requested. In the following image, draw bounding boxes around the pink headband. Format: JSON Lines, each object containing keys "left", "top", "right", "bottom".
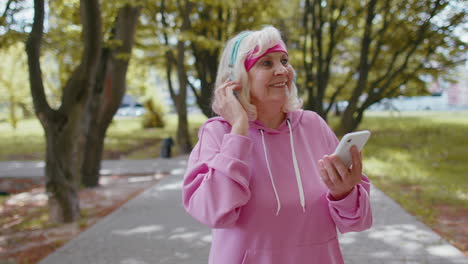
{"left": 244, "top": 40, "right": 288, "bottom": 72}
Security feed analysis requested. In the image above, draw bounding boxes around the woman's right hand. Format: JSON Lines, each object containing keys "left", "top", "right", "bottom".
{"left": 215, "top": 80, "right": 249, "bottom": 136}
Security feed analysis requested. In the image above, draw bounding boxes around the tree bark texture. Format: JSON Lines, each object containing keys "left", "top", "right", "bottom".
{"left": 81, "top": 5, "right": 141, "bottom": 187}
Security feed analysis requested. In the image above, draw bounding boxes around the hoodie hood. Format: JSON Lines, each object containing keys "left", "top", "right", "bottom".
{"left": 202, "top": 109, "right": 304, "bottom": 135}
{"left": 248, "top": 110, "right": 304, "bottom": 134}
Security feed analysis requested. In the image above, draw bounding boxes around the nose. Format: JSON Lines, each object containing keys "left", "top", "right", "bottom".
{"left": 274, "top": 64, "right": 288, "bottom": 76}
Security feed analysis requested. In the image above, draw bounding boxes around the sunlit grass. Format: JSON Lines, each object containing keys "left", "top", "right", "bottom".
{"left": 0, "top": 119, "right": 45, "bottom": 160}
{"left": 0, "top": 113, "right": 208, "bottom": 161}
{"left": 353, "top": 110, "right": 468, "bottom": 224}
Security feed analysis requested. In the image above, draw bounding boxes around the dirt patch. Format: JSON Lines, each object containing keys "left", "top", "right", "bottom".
{"left": 0, "top": 173, "right": 168, "bottom": 264}
{"left": 431, "top": 204, "right": 468, "bottom": 255}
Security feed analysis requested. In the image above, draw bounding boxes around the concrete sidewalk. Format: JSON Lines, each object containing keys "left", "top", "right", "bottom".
{"left": 0, "top": 158, "right": 182, "bottom": 179}
{"left": 2, "top": 157, "right": 465, "bottom": 264}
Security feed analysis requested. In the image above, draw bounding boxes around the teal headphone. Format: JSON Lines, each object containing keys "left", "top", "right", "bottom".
{"left": 228, "top": 32, "right": 250, "bottom": 81}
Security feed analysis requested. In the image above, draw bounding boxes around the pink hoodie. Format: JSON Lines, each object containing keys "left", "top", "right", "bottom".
{"left": 183, "top": 110, "right": 372, "bottom": 264}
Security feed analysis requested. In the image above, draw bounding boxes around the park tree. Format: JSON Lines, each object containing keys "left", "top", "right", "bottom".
{"left": 26, "top": 0, "right": 102, "bottom": 222}
{"left": 300, "top": 0, "right": 467, "bottom": 134}
{"left": 25, "top": 0, "right": 142, "bottom": 221}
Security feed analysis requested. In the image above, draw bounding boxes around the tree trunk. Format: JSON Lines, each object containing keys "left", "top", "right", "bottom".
{"left": 161, "top": 0, "right": 192, "bottom": 154}
{"left": 26, "top": 0, "right": 102, "bottom": 223}
{"left": 174, "top": 40, "right": 192, "bottom": 154}
{"left": 44, "top": 125, "right": 80, "bottom": 222}
{"left": 176, "top": 99, "right": 192, "bottom": 154}
{"left": 82, "top": 122, "right": 106, "bottom": 187}
{"left": 164, "top": 48, "right": 192, "bottom": 155}
{"left": 81, "top": 5, "right": 141, "bottom": 187}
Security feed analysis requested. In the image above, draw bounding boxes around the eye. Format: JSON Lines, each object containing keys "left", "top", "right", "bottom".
{"left": 262, "top": 60, "right": 272, "bottom": 67}
{"left": 281, "top": 58, "right": 289, "bottom": 65}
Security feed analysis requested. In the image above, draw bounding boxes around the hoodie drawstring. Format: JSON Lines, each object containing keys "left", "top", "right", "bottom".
{"left": 260, "top": 129, "right": 282, "bottom": 216}
{"left": 259, "top": 118, "right": 306, "bottom": 215}
{"left": 286, "top": 119, "right": 306, "bottom": 212}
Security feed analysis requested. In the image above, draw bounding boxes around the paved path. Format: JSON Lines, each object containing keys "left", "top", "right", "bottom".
{"left": 1, "top": 157, "right": 466, "bottom": 263}
{"left": 0, "top": 159, "right": 180, "bottom": 178}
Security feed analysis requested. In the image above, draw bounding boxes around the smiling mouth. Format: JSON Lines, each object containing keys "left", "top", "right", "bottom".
{"left": 270, "top": 82, "right": 287, "bottom": 87}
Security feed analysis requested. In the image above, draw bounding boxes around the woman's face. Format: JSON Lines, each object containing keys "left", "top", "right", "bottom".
{"left": 247, "top": 52, "right": 294, "bottom": 109}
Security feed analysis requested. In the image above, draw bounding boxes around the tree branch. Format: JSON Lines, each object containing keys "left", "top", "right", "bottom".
{"left": 368, "top": 0, "right": 392, "bottom": 69}
{"left": 25, "top": 0, "right": 52, "bottom": 124}
{"left": 370, "top": 0, "right": 442, "bottom": 95}
{"left": 365, "top": 44, "right": 435, "bottom": 109}
{"left": 60, "top": 0, "right": 102, "bottom": 114}
{"left": 323, "top": 0, "right": 345, "bottom": 87}
{"left": 325, "top": 72, "right": 353, "bottom": 114}
{"left": 348, "top": 0, "right": 377, "bottom": 109}
{"left": 187, "top": 79, "right": 200, "bottom": 104}
{"left": 160, "top": 0, "right": 178, "bottom": 106}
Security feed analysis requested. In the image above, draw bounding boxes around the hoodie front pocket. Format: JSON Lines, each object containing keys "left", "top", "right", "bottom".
{"left": 240, "top": 238, "right": 343, "bottom": 264}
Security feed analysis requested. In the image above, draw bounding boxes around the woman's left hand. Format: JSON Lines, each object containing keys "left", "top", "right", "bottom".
{"left": 318, "top": 145, "right": 363, "bottom": 200}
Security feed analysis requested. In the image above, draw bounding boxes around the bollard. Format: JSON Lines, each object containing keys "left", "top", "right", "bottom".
{"left": 160, "top": 137, "right": 174, "bottom": 158}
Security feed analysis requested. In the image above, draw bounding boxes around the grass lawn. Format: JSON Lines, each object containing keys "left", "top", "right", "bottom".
{"left": 356, "top": 111, "right": 467, "bottom": 213}
{"left": 354, "top": 110, "right": 468, "bottom": 252}
{"left": 0, "top": 114, "right": 207, "bottom": 161}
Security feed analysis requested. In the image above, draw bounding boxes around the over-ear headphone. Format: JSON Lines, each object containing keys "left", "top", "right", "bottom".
{"left": 228, "top": 32, "right": 250, "bottom": 81}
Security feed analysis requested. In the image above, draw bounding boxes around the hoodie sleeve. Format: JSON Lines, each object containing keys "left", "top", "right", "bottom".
{"left": 182, "top": 120, "right": 253, "bottom": 228}
{"left": 327, "top": 175, "right": 373, "bottom": 233}
{"left": 316, "top": 113, "right": 373, "bottom": 233}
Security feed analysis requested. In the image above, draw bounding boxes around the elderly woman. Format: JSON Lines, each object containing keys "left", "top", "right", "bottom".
{"left": 182, "top": 26, "right": 372, "bottom": 264}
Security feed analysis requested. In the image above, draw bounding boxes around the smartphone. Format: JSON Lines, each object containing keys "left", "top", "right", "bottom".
{"left": 333, "top": 130, "right": 371, "bottom": 168}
